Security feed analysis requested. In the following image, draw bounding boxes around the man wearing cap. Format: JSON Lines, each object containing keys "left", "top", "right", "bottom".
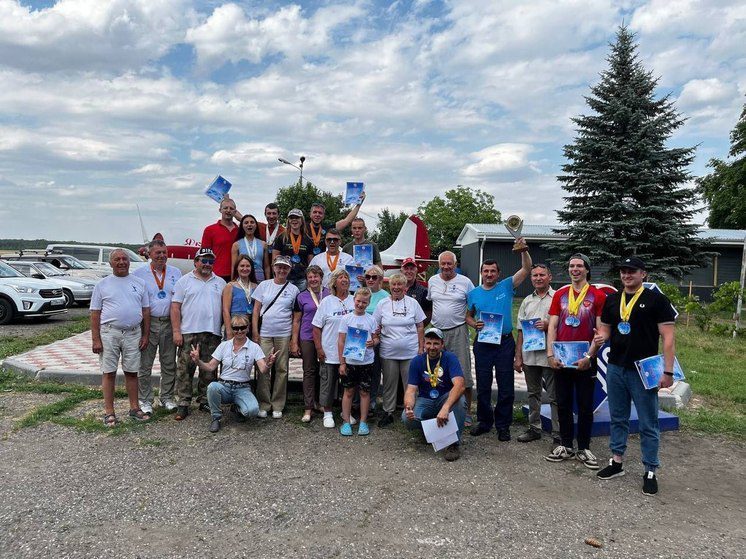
{"left": 427, "top": 251, "right": 475, "bottom": 424}
{"left": 545, "top": 254, "right": 606, "bottom": 468}
{"left": 201, "top": 197, "right": 240, "bottom": 282}
{"left": 252, "top": 255, "right": 300, "bottom": 418}
{"left": 171, "top": 248, "right": 227, "bottom": 420}
{"left": 466, "top": 249, "right": 532, "bottom": 441}
{"left": 133, "top": 238, "right": 182, "bottom": 413}
{"left": 594, "top": 257, "right": 676, "bottom": 496}
{"left": 307, "top": 196, "right": 366, "bottom": 256}
{"left": 402, "top": 327, "right": 466, "bottom": 462}
{"left": 401, "top": 257, "right": 431, "bottom": 325}
{"left": 342, "top": 217, "right": 382, "bottom": 265}
{"left": 309, "top": 228, "right": 354, "bottom": 287}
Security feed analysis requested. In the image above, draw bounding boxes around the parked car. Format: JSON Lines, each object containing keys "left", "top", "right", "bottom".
{"left": 0, "top": 260, "right": 66, "bottom": 324}
{"left": 6, "top": 260, "right": 96, "bottom": 307}
{"left": 12, "top": 251, "right": 107, "bottom": 280}
{"left": 45, "top": 244, "right": 146, "bottom": 274}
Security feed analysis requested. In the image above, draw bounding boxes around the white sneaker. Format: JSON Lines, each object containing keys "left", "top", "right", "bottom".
{"left": 161, "top": 399, "right": 177, "bottom": 411}
{"left": 139, "top": 401, "right": 153, "bottom": 414}
{"left": 323, "top": 415, "right": 335, "bottom": 429}
{"left": 257, "top": 410, "right": 268, "bottom": 418}
{"left": 272, "top": 411, "right": 283, "bottom": 419}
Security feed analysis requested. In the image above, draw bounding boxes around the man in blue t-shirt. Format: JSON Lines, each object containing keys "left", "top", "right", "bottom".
{"left": 402, "top": 328, "right": 466, "bottom": 462}
{"left": 465, "top": 251, "right": 532, "bottom": 440}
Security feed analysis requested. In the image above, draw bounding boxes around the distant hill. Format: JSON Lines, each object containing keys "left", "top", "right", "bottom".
{"left": 0, "top": 239, "right": 143, "bottom": 252}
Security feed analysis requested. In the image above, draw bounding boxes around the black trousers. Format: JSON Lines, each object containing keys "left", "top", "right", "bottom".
{"left": 555, "top": 365, "right": 596, "bottom": 450}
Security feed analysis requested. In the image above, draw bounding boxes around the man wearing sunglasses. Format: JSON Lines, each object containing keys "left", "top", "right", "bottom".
{"left": 171, "top": 248, "right": 226, "bottom": 421}
{"left": 310, "top": 228, "right": 354, "bottom": 287}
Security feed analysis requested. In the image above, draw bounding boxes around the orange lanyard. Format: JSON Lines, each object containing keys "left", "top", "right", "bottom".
{"left": 150, "top": 265, "right": 166, "bottom": 291}
{"left": 326, "top": 251, "right": 340, "bottom": 271}
{"left": 290, "top": 233, "right": 302, "bottom": 255}
{"left": 309, "top": 223, "right": 322, "bottom": 247}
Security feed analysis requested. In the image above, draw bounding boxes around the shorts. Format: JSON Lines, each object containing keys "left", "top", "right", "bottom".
{"left": 341, "top": 363, "right": 373, "bottom": 392}
{"left": 100, "top": 323, "right": 141, "bottom": 374}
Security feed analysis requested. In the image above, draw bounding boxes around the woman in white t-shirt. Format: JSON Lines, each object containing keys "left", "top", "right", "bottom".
{"left": 312, "top": 268, "right": 354, "bottom": 429}
{"left": 372, "top": 273, "right": 425, "bottom": 427}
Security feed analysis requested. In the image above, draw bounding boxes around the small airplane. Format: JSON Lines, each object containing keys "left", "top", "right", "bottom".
{"left": 144, "top": 214, "right": 435, "bottom": 279}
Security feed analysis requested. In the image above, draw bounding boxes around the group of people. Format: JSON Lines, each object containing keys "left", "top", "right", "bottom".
{"left": 90, "top": 195, "right": 677, "bottom": 495}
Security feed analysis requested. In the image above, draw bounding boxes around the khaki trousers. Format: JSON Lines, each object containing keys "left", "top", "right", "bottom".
{"left": 257, "top": 336, "right": 290, "bottom": 412}
{"left": 138, "top": 317, "right": 177, "bottom": 405}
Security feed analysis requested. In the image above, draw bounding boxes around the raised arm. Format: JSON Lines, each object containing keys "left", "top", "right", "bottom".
{"left": 512, "top": 240, "right": 533, "bottom": 288}
{"left": 334, "top": 191, "right": 366, "bottom": 231}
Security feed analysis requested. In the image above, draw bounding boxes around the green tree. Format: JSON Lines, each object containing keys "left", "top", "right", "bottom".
{"left": 371, "top": 208, "right": 408, "bottom": 250}
{"left": 697, "top": 102, "right": 746, "bottom": 229}
{"left": 417, "top": 185, "right": 500, "bottom": 256}
{"left": 275, "top": 181, "right": 344, "bottom": 227}
{"left": 555, "top": 26, "right": 709, "bottom": 280}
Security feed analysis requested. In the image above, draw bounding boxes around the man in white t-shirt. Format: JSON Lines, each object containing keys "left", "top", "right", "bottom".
{"left": 132, "top": 239, "right": 182, "bottom": 413}
{"left": 427, "top": 251, "right": 475, "bottom": 424}
{"left": 171, "top": 247, "right": 226, "bottom": 420}
{"left": 309, "top": 228, "right": 354, "bottom": 287}
{"left": 252, "top": 256, "right": 300, "bottom": 418}
{"left": 90, "top": 249, "right": 151, "bottom": 427}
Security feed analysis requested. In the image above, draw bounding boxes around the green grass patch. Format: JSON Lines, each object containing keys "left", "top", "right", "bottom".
{"left": 0, "top": 315, "right": 90, "bottom": 360}
{"left": 15, "top": 392, "right": 96, "bottom": 429}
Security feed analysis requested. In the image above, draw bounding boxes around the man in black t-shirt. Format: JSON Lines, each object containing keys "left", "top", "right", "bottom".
{"left": 306, "top": 197, "right": 365, "bottom": 255}
{"left": 401, "top": 257, "right": 432, "bottom": 324}
{"left": 594, "top": 257, "right": 676, "bottom": 496}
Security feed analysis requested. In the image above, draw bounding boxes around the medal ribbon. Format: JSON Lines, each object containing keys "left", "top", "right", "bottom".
{"left": 243, "top": 237, "right": 257, "bottom": 261}
{"left": 309, "top": 223, "right": 323, "bottom": 247}
{"left": 266, "top": 224, "right": 279, "bottom": 245}
{"left": 235, "top": 278, "right": 253, "bottom": 301}
{"left": 619, "top": 286, "right": 644, "bottom": 322}
{"left": 290, "top": 232, "right": 302, "bottom": 255}
{"left": 426, "top": 356, "right": 441, "bottom": 388}
{"left": 567, "top": 284, "right": 589, "bottom": 316}
{"left": 150, "top": 264, "right": 166, "bottom": 291}
{"left": 326, "top": 251, "right": 340, "bottom": 271}
{"left": 308, "top": 288, "right": 323, "bottom": 308}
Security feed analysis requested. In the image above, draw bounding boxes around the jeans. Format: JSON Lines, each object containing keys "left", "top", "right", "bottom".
{"left": 401, "top": 392, "right": 467, "bottom": 442}
{"left": 206, "top": 381, "right": 259, "bottom": 420}
{"left": 606, "top": 363, "right": 660, "bottom": 469}
{"left": 473, "top": 335, "right": 515, "bottom": 430}
{"left": 555, "top": 365, "right": 596, "bottom": 450}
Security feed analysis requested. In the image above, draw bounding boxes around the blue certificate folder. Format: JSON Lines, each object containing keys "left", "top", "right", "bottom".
{"left": 552, "top": 341, "right": 590, "bottom": 368}
{"left": 343, "top": 327, "right": 368, "bottom": 361}
{"left": 345, "top": 182, "right": 364, "bottom": 205}
{"left": 345, "top": 264, "right": 365, "bottom": 291}
{"left": 635, "top": 355, "right": 685, "bottom": 390}
{"left": 478, "top": 312, "right": 503, "bottom": 344}
{"left": 204, "top": 175, "right": 232, "bottom": 202}
{"left": 521, "top": 318, "right": 546, "bottom": 351}
{"left": 353, "top": 244, "right": 373, "bottom": 268}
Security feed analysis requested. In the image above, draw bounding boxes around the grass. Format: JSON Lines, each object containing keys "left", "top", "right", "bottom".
{"left": 0, "top": 314, "right": 90, "bottom": 360}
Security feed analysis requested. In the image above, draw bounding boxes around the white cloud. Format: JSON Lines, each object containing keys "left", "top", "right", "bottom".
{"left": 462, "top": 144, "right": 538, "bottom": 178}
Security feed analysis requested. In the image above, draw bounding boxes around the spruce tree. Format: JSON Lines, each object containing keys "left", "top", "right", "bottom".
{"left": 555, "top": 26, "right": 709, "bottom": 280}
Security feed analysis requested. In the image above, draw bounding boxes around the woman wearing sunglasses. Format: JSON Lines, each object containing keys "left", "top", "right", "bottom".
{"left": 189, "top": 314, "right": 276, "bottom": 433}
{"left": 372, "top": 273, "right": 425, "bottom": 428}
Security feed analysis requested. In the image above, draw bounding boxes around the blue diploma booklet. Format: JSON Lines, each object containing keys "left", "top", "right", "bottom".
{"left": 635, "top": 354, "right": 685, "bottom": 390}
{"left": 478, "top": 312, "right": 503, "bottom": 345}
{"left": 353, "top": 244, "right": 373, "bottom": 268}
{"left": 521, "top": 318, "right": 546, "bottom": 351}
{"left": 343, "top": 326, "right": 368, "bottom": 361}
{"left": 552, "top": 341, "right": 590, "bottom": 368}
{"left": 345, "top": 182, "right": 364, "bottom": 205}
{"left": 204, "top": 175, "right": 232, "bottom": 202}
{"left": 345, "top": 264, "right": 365, "bottom": 291}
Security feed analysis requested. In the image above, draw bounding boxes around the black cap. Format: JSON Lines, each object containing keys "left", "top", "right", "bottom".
{"left": 619, "top": 256, "right": 646, "bottom": 271}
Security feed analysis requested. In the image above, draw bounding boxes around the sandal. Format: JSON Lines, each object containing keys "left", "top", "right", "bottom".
{"left": 103, "top": 413, "right": 119, "bottom": 428}
{"left": 129, "top": 408, "right": 152, "bottom": 422}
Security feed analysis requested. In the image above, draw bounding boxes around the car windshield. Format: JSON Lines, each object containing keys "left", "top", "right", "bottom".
{"left": 58, "top": 256, "right": 90, "bottom": 270}
{"left": 35, "top": 262, "right": 65, "bottom": 276}
{"left": 102, "top": 248, "right": 144, "bottom": 264}
{"left": 0, "top": 261, "right": 24, "bottom": 278}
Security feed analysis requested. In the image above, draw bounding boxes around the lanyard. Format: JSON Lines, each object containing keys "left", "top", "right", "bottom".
{"left": 426, "top": 356, "right": 442, "bottom": 388}
{"left": 235, "top": 279, "right": 253, "bottom": 301}
{"left": 308, "top": 288, "right": 323, "bottom": 308}
{"left": 309, "top": 223, "right": 323, "bottom": 247}
{"left": 619, "top": 286, "right": 644, "bottom": 322}
{"left": 290, "top": 232, "right": 302, "bottom": 255}
{"left": 150, "top": 265, "right": 166, "bottom": 291}
{"left": 266, "top": 224, "right": 280, "bottom": 245}
{"left": 242, "top": 237, "right": 257, "bottom": 261}
{"left": 567, "top": 284, "right": 589, "bottom": 316}
{"left": 326, "top": 251, "right": 340, "bottom": 271}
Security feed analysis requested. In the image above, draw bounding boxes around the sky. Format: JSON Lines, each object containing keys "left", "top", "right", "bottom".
{"left": 0, "top": 0, "right": 744, "bottom": 246}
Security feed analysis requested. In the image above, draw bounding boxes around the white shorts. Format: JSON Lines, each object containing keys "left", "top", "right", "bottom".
{"left": 100, "top": 324, "right": 141, "bottom": 374}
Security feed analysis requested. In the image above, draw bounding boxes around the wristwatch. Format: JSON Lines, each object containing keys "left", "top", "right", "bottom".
{"left": 582, "top": 352, "right": 592, "bottom": 359}
{"left": 663, "top": 371, "right": 674, "bottom": 377}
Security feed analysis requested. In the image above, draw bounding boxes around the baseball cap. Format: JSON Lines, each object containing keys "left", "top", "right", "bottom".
{"left": 287, "top": 208, "right": 303, "bottom": 218}
{"left": 274, "top": 255, "right": 292, "bottom": 267}
{"left": 195, "top": 248, "right": 215, "bottom": 260}
{"left": 401, "top": 257, "right": 417, "bottom": 268}
{"left": 424, "top": 327, "right": 445, "bottom": 340}
{"left": 619, "top": 256, "right": 646, "bottom": 271}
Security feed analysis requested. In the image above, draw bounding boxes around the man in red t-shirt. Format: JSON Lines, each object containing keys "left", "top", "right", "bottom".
{"left": 545, "top": 254, "right": 606, "bottom": 469}
{"left": 200, "top": 197, "right": 240, "bottom": 282}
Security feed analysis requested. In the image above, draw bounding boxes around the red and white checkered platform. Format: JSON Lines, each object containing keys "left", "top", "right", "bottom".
{"left": 8, "top": 330, "right": 528, "bottom": 392}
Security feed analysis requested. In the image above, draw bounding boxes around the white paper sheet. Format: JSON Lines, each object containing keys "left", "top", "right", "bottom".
{"left": 421, "top": 411, "right": 459, "bottom": 452}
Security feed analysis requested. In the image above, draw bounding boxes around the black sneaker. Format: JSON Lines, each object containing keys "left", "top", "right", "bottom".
{"left": 497, "top": 428, "right": 511, "bottom": 442}
{"left": 174, "top": 405, "right": 189, "bottom": 421}
{"left": 597, "top": 459, "right": 625, "bottom": 480}
{"left": 470, "top": 423, "right": 491, "bottom": 436}
{"left": 517, "top": 429, "right": 542, "bottom": 443}
{"left": 209, "top": 418, "right": 221, "bottom": 433}
{"left": 443, "top": 443, "right": 461, "bottom": 462}
{"left": 642, "top": 471, "right": 658, "bottom": 496}
{"left": 377, "top": 413, "right": 394, "bottom": 428}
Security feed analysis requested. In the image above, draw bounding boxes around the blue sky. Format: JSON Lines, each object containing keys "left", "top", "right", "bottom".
{"left": 0, "top": 0, "right": 744, "bottom": 245}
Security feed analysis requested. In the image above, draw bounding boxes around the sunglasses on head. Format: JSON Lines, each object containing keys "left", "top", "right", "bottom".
{"left": 364, "top": 274, "right": 380, "bottom": 280}
{"left": 200, "top": 258, "right": 215, "bottom": 265}
{"left": 231, "top": 324, "right": 248, "bottom": 331}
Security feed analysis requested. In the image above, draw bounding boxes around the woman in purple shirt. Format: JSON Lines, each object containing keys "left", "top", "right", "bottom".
{"left": 291, "top": 265, "right": 329, "bottom": 422}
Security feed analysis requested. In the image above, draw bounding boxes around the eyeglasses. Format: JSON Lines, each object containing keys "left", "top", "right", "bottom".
{"left": 199, "top": 258, "right": 215, "bottom": 265}
{"left": 326, "top": 238, "right": 340, "bottom": 243}
{"left": 231, "top": 325, "right": 248, "bottom": 332}
{"left": 365, "top": 274, "right": 380, "bottom": 280}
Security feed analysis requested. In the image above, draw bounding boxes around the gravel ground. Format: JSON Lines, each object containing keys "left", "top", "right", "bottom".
{"left": 0, "top": 399, "right": 744, "bottom": 559}
{"left": 1, "top": 306, "right": 89, "bottom": 338}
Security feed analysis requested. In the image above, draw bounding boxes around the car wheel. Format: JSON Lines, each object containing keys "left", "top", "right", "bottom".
{"left": 0, "top": 298, "right": 14, "bottom": 325}
{"left": 62, "top": 289, "right": 74, "bottom": 308}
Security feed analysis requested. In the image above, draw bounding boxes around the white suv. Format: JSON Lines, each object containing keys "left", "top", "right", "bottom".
{"left": 0, "top": 260, "right": 67, "bottom": 324}
{"left": 45, "top": 244, "right": 147, "bottom": 274}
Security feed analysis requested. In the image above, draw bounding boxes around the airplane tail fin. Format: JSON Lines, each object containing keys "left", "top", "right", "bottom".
{"left": 384, "top": 215, "right": 430, "bottom": 260}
